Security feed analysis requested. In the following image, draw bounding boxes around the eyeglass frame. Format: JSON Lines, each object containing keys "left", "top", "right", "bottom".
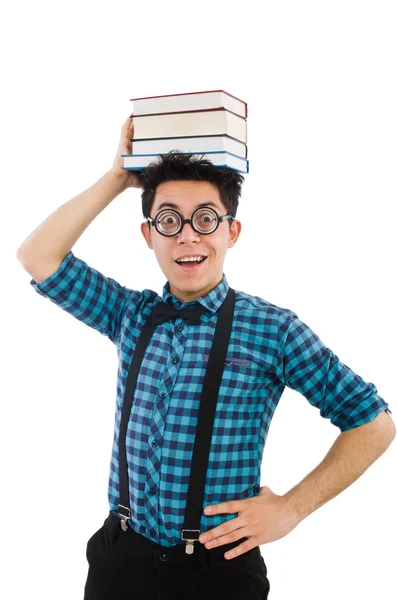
{"left": 146, "top": 206, "right": 235, "bottom": 237}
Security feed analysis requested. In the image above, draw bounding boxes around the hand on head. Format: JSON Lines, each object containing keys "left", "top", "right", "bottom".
{"left": 110, "top": 116, "right": 143, "bottom": 190}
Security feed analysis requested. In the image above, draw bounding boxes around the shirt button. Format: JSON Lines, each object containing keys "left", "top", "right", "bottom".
{"left": 149, "top": 489, "right": 155, "bottom": 496}
{"left": 171, "top": 357, "right": 178, "bottom": 364}
{"left": 159, "top": 392, "right": 166, "bottom": 398}
{"left": 160, "top": 553, "right": 169, "bottom": 561}
{"left": 152, "top": 439, "right": 157, "bottom": 446}
{"left": 177, "top": 324, "right": 183, "bottom": 331}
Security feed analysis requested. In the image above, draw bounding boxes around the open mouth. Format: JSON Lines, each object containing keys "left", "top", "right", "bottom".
{"left": 175, "top": 257, "right": 208, "bottom": 271}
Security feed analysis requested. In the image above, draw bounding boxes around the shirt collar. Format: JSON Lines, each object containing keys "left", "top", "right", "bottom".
{"left": 161, "top": 273, "right": 229, "bottom": 315}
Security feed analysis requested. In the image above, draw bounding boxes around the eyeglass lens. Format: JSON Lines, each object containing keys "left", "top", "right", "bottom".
{"left": 156, "top": 208, "right": 218, "bottom": 235}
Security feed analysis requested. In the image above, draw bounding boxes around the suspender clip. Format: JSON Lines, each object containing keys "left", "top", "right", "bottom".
{"left": 117, "top": 504, "right": 131, "bottom": 532}
{"left": 181, "top": 529, "right": 200, "bottom": 554}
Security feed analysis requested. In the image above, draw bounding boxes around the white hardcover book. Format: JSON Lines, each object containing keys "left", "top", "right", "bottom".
{"left": 132, "top": 90, "right": 247, "bottom": 118}
{"left": 122, "top": 151, "right": 249, "bottom": 174}
{"left": 131, "top": 135, "right": 247, "bottom": 158}
{"left": 132, "top": 109, "right": 247, "bottom": 144}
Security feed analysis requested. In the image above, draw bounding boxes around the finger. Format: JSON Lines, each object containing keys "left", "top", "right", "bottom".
{"left": 128, "top": 116, "right": 134, "bottom": 137}
{"left": 203, "top": 529, "right": 239, "bottom": 549}
{"left": 121, "top": 115, "right": 133, "bottom": 134}
{"left": 200, "top": 516, "right": 243, "bottom": 544}
{"left": 205, "top": 501, "right": 241, "bottom": 516}
{"left": 223, "top": 539, "right": 255, "bottom": 561}
{"left": 118, "top": 117, "right": 134, "bottom": 152}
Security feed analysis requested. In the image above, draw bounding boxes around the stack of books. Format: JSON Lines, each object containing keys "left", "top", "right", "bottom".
{"left": 121, "top": 90, "right": 249, "bottom": 174}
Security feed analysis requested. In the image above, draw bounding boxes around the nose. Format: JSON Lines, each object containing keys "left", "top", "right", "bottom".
{"left": 177, "top": 220, "right": 200, "bottom": 242}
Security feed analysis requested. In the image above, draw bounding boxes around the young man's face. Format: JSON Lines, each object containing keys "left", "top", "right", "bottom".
{"left": 140, "top": 180, "right": 242, "bottom": 302}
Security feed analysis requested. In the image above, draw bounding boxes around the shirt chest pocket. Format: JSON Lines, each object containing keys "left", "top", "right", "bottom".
{"left": 201, "top": 353, "right": 266, "bottom": 395}
{"left": 225, "top": 357, "right": 250, "bottom": 368}
{"left": 202, "top": 353, "right": 258, "bottom": 373}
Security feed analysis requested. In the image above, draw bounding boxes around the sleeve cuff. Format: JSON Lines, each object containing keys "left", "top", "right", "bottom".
{"left": 29, "top": 251, "right": 76, "bottom": 297}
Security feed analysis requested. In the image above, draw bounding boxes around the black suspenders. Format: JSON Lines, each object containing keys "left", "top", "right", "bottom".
{"left": 117, "top": 287, "right": 236, "bottom": 554}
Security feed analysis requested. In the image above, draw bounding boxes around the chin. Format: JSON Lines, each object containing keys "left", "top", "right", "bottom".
{"left": 168, "top": 271, "right": 208, "bottom": 291}
{"left": 174, "top": 278, "right": 206, "bottom": 290}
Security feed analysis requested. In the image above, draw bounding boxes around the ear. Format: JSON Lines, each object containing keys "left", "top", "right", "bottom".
{"left": 140, "top": 221, "right": 154, "bottom": 249}
{"left": 227, "top": 219, "right": 242, "bottom": 249}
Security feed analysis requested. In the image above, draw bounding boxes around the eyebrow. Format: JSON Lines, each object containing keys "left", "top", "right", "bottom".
{"left": 156, "top": 201, "right": 221, "bottom": 211}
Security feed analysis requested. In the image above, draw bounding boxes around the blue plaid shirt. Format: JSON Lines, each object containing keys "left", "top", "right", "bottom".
{"left": 30, "top": 251, "right": 391, "bottom": 547}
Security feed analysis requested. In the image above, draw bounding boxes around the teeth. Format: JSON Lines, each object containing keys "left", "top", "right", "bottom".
{"left": 177, "top": 256, "right": 205, "bottom": 263}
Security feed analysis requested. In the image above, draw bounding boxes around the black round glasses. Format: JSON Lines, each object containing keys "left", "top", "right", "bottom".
{"left": 147, "top": 206, "right": 234, "bottom": 237}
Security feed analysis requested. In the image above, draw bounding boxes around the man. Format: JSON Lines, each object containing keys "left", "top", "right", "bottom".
{"left": 16, "top": 116, "right": 395, "bottom": 600}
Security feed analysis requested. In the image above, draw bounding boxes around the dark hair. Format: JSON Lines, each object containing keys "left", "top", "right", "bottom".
{"left": 138, "top": 151, "right": 244, "bottom": 226}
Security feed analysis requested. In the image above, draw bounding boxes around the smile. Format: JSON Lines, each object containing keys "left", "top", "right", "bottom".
{"left": 175, "top": 257, "right": 208, "bottom": 271}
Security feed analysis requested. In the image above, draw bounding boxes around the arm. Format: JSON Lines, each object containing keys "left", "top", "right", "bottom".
{"left": 283, "top": 409, "right": 396, "bottom": 522}
{"left": 197, "top": 316, "right": 394, "bottom": 559}
{"left": 16, "top": 116, "right": 141, "bottom": 279}
{"left": 16, "top": 117, "right": 145, "bottom": 344}
{"left": 197, "top": 410, "right": 395, "bottom": 560}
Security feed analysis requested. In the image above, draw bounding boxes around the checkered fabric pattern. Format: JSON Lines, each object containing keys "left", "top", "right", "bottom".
{"left": 30, "top": 251, "right": 391, "bottom": 547}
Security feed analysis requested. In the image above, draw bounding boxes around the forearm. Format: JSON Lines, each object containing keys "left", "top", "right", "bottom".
{"left": 16, "top": 170, "right": 129, "bottom": 263}
{"left": 282, "top": 411, "right": 396, "bottom": 523}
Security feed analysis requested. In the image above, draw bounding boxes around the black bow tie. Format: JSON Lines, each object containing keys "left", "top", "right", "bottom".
{"left": 151, "top": 301, "right": 207, "bottom": 326}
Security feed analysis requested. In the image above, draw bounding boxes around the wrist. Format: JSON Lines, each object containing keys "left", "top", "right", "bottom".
{"left": 281, "top": 490, "right": 306, "bottom": 525}
{"left": 105, "top": 169, "right": 131, "bottom": 194}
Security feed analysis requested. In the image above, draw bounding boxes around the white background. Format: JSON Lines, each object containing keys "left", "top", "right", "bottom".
{"left": 2, "top": 1, "right": 396, "bottom": 598}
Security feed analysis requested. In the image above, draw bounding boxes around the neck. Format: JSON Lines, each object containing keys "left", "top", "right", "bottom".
{"left": 169, "top": 274, "right": 223, "bottom": 303}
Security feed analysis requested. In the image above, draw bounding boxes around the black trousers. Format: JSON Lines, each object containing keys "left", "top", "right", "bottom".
{"left": 83, "top": 511, "right": 270, "bottom": 600}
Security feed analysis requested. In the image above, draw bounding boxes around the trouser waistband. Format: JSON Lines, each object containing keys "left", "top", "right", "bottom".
{"left": 106, "top": 511, "right": 248, "bottom": 573}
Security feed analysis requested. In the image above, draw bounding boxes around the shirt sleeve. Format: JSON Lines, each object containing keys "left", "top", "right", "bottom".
{"left": 277, "top": 313, "right": 391, "bottom": 432}
{"left": 29, "top": 251, "right": 138, "bottom": 345}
